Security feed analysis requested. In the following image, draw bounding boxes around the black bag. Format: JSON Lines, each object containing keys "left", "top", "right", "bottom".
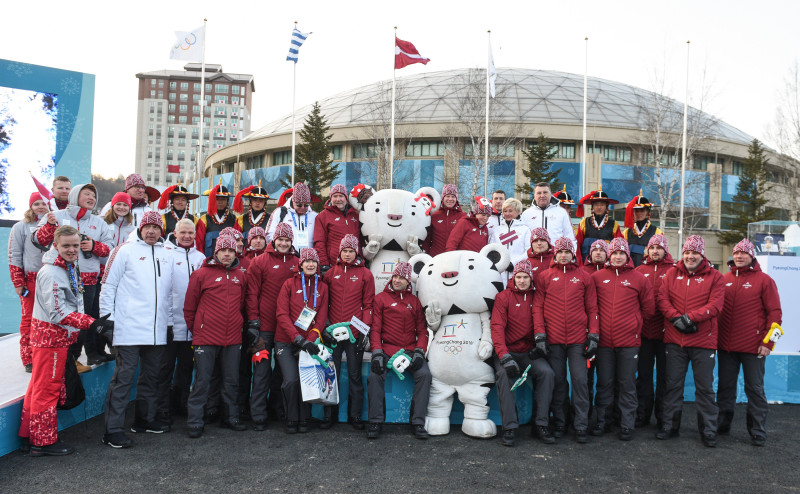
{"left": 57, "top": 353, "right": 86, "bottom": 410}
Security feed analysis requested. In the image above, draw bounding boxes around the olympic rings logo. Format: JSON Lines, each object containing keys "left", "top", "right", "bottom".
{"left": 442, "top": 345, "right": 462, "bottom": 355}
{"left": 177, "top": 33, "right": 198, "bottom": 51}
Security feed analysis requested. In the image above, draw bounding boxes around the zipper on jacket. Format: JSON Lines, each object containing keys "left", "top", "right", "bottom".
{"left": 151, "top": 244, "right": 158, "bottom": 345}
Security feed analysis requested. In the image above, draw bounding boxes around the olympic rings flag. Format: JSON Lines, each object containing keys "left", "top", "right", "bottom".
{"left": 169, "top": 25, "right": 205, "bottom": 62}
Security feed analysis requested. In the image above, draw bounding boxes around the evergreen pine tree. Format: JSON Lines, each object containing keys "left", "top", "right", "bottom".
{"left": 516, "top": 132, "right": 562, "bottom": 200}
{"left": 717, "top": 139, "right": 775, "bottom": 245}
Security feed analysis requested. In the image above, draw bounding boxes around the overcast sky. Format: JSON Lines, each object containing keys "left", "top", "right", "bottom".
{"left": 2, "top": 0, "right": 798, "bottom": 179}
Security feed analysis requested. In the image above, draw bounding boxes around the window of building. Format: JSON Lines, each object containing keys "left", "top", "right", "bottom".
{"left": 150, "top": 90, "right": 156, "bottom": 97}
{"left": 246, "top": 155, "right": 265, "bottom": 169}
{"left": 191, "top": 94, "right": 200, "bottom": 102}
{"left": 214, "top": 118, "right": 226, "bottom": 127}
{"left": 732, "top": 160, "right": 743, "bottom": 176}
{"left": 215, "top": 95, "right": 228, "bottom": 104}
{"left": 169, "top": 93, "right": 176, "bottom": 101}
{"left": 215, "top": 129, "right": 226, "bottom": 139}
{"left": 353, "top": 143, "right": 379, "bottom": 159}
{"left": 213, "top": 139, "right": 226, "bottom": 149}
{"left": 694, "top": 154, "right": 719, "bottom": 171}
{"left": 273, "top": 150, "right": 292, "bottom": 164}
{"left": 178, "top": 138, "right": 186, "bottom": 146}
{"left": 179, "top": 94, "right": 188, "bottom": 102}
{"left": 151, "top": 79, "right": 157, "bottom": 87}
{"left": 147, "top": 173, "right": 152, "bottom": 182}
{"left": 601, "top": 145, "right": 632, "bottom": 163}
{"left": 179, "top": 116, "right": 187, "bottom": 124}
{"left": 206, "top": 83, "right": 212, "bottom": 92}
{"left": 464, "top": 142, "right": 515, "bottom": 157}
{"left": 169, "top": 81, "right": 177, "bottom": 89}
{"left": 231, "top": 97, "right": 240, "bottom": 106}
{"left": 180, "top": 82, "right": 189, "bottom": 90}
{"left": 215, "top": 84, "right": 229, "bottom": 93}
{"left": 179, "top": 104, "right": 187, "bottom": 113}
{"left": 168, "top": 115, "right": 175, "bottom": 123}
{"left": 214, "top": 106, "right": 226, "bottom": 116}
{"left": 158, "top": 80, "right": 164, "bottom": 88}
{"left": 158, "top": 91, "right": 164, "bottom": 99}
{"left": 167, "top": 149, "right": 174, "bottom": 158}
{"left": 406, "top": 141, "right": 445, "bottom": 157}
{"left": 331, "top": 145, "right": 343, "bottom": 160}
{"left": 168, "top": 104, "right": 176, "bottom": 112}
{"left": 147, "top": 159, "right": 153, "bottom": 167}
{"left": 192, "top": 117, "right": 200, "bottom": 124}
{"left": 193, "top": 105, "right": 200, "bottom": 114}
{"left": 193, "top": 83, "right": 201, "bottom": 92}
{"left": 168, "top": 138, "right": 174, "bottom": 146}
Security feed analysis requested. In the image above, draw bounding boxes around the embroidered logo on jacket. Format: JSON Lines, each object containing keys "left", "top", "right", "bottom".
{"left": 569, "top": 277, "right": 580, "bottom": 284}
{"left": 742, "top": 282, "right": 752, "bottom": 289}
{"left": 273, "top": 265, "right": 280, "bottom": 269}
{"left": 552, "top": 277, "right": 560, "bottom": 281}
{"left": 726, "top": 282, "right": 733, "bottom": 286}
{"left": 139, "top": 257, "right": 147, "bottom": 261}
{"left": 621, "top": 280, "right": 631, "bottom": 286}
{"left": 694, "top": 277, "right": 704, "bottom": 283}
{"left": 334, "top": 217, "right": 340, "bottom": 221}
{"left": 215, "top": 277, "right": 222, "bottom": 282}
{"left": 350, "top": 275, "right": 359, "bottom": 282}
{"left": 603, "top": 279, "right": 611, "bottom": 283}
{"left": 232, "top": 277, "right": 240, "bottom": 284}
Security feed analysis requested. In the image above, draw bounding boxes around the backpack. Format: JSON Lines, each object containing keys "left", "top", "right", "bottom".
{"left": 57, "top": 353, "right": 86, "bottom": 410}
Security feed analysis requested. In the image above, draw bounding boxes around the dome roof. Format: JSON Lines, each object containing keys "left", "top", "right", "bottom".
{"left": 245, "top": 68, "right": 754, "bottom": 145}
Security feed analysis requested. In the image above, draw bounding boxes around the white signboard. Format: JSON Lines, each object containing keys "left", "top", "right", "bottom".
{"left": 757, "top": 255, "right": 800, "bottom": 354}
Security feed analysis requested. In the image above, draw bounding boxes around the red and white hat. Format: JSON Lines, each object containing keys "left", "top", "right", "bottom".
{"left": 392, "top": 261, "right": 413, "bottom": 283}
{"left": 339, "top": 234, "right": 360, "bottom": 254}
{"left": 512, "top": 259, "right": 534, "bottom": 280}
{"left": 139, "top": 211, "right": 164, "bottom": 235}
{"left": 530, "top": 227, "right": 552, "bottom": 246}
{"left": 350, "top": 183, "right": 374, "bottom": 201}
{"left": 553, "top": 237, "right": 576, "bottom": 259}
{"left": 248, "top": 227, "right": 266, "bottom": 241}
{"left": 292, "top": 182, "right": 311, "bottom": 204}
{"left": 215, "top": 235, "right": 238, "bottom": 254}
{"left": 299, "top": 248, "right": 320, "bottom": 264}
{"left": 473, "top": 196, "right": 494, "bottom": 215}
{"left": 220, "top": 227, "right": 243, "bottom": 241}
{"left": 608, "top": 238, "right": 630, "bottom": 258}
{"left": 733, "top": 238, "right": 756, "bottom": 258}
{"left": 330, "top": 184, "right": 347, "bottom": 197}
{"left": 273, "top": 222, "right": 294, "bottom": 241}
{"left": 442, "top": 184, "right": 458, "bottom": 197}
{"left": 589, "top": 239, "right": 609, "bottom": 257}
{"left": 683, "top": 235, "right": 705, "bottom": 256}
{"left": 125, "top": 173, "right": 161, "bottom": 202}
{"left": 647, "top": 234, "right": 669, "bottom": 253}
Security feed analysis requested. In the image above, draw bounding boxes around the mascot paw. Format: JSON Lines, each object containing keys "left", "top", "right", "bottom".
{"left": 461, "top": 418, "right": 497, "bottom": 439}
{"left": 406, "top": 235, "right": 421, "bottom": 256}
{"left": 477, "top": 340, "right": 493, "bottom": 361}
{"left": 425, "top": 301, "right": 442, "bottom": 330}
{"left": 424, "top": 416, "right": 451, "bottom": 436}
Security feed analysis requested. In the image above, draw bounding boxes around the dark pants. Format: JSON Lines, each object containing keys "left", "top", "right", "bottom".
{"left": 275, "top": 342, "right": 312, "bottom": 423}
{"left": 188, "top": 345, "right": 241, "bottom": 428}
{"left": 325, "top": 339, "right": 365, "bottom": 421}
{"left": 548, "top": 344, "right": 590, "bottom": 431}
{"left": 637, "top": 336, "right": 666, "bottom": 427}
{"left": 662, "top": 344, "right": 718, "bottom": 436}
{"left": 237, "top": 329, "right": 253, "bottom": 416}
{"left": 493, "top": 353, "right": 554, "bottom": 429}
{"left": 104, "top": 345, "right": 166, "bottom": 434}
{"left": 70, "top": 284, "right": 99, "bottom": 360}
{"left": 717, "top": 350, "right": 768, "bottom": 439}
{"left": 249, "top": 331, "right": 276, "bottom": 423}
{"left": 368, "top": 361, "right": 431, "bottom": 425}
{"left": 595, "top": 347, "right": 639, "bottom": 430}
{"left": 156, "top": 340, "right": 193, "bottom": 418}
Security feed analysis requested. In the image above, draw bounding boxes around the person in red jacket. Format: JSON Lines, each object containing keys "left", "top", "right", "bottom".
{"left": 526, "top": 227, "right": 554, "bottom": 285}
{"left": 491, "top": 260, "right": 555, "bottom": 447}
{"left": 244, "top": 226, "right": 267, "bottom": 260}
{"left": 445, "top": 197, "right": 494, "bottom": 252}
{"left": 533, "top": 237, "right": 599, "bottom": 443}
{"left": 314, "top": 184, "right": 361, "bottom": 275}
{"left": 320, "top": 234, "right": 375, "bottom": 430}
{"left": 655, "top": 235, "right": 725, "bottom": 447}
{"left": 582, "top": 240, "right": 608, "bottom": 274}
{"left": 717, "top": 239, "right": 782, "bottom": 447}
{"left": 274, "top": 248, "right": 329, "bottom": 433}
{"left": 183, "top": 236, "right": 249, "bottom": 438}
{"left": 634, "top": 234, "right": 675, "bottom": 428}
{"left": 366, "top": 262, "right": 431, "bottom": 440}
{"left": 245, "top": 222, "right": 299, "bottom": 430}
{"left": 590, "top": 238, "right": 654, "bottom": 441}
{"left": 220, "top": 227, "right": 250, "bottom": 270}
{"left": 423, "top": 184, "right": 465, "bottom": 256}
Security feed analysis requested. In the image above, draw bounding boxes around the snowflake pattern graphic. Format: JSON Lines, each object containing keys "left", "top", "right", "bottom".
{"left": 6, "top": 62, "right": 33, "bottom": 78}
{"left": 59, "top": 77, "right": 81, "bottom": 96}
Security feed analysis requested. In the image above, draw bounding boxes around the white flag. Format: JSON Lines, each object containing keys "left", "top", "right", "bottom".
{"left": 488, "top": 41, "right": 497, "bottom": 98}
{"left": 170, "top": 26, "right": 205, "bottom": 62}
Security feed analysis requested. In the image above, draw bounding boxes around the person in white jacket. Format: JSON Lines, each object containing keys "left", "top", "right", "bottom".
{"left": 264, "top": 182, "right": 317, "bottom": 251}
{"left": 495, "top": 198, "right": 532, "bottom": 285}
{"left": 521, "top": 182, "right": 577, "bottom": 251}
{"left": 99, "top": 211, "right": 173, "bottom": 449}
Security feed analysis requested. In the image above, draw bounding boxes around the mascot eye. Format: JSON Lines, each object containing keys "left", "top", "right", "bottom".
{"left": 468, "top": 265, "right": 474, "bottom": 270}
{"left": 428, "top": 270, "right": 433, "bottom": 275}
{"left": 411, "top": 212, "right": 416, "bottom": 216}
{"left": 375, "top": 208, "right": 380, "bottom": 213}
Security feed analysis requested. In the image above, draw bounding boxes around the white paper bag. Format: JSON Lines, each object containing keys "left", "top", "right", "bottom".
{"left": 298, "top": 350, "right": 339, "bottom": 405}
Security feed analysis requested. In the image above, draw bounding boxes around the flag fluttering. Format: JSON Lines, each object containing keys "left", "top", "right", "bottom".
{"left": 488, "top": 42, "right": 497, "bottom": 98}
{"left": 286, "top": 27, "right": 312, "bottom": 63}
{"left": 395, "top": 37, "right": 430, "bottom": 69}
{"left": 30, "top": 172, "right": 55, "bottom": 210}
{"left": 169, "top": 26, "right": 205, "bottom": 62}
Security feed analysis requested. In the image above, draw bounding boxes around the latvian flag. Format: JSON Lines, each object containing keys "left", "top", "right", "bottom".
{"left": 395, "top": 37, "right": 430, "bottom": 69}
{"left": 498, "top": 230, "right": 519, "bottom": 246}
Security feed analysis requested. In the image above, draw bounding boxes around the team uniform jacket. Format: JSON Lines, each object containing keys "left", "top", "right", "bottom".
{"left": 656, "top": 258, "right": 725, "bottom": 350}
{"left": 323, "top": 256, "right": 374, "bottom": 325}
{"left": 520, "top": 201, "right": 576, "bottom": 250}
{"left": 719, "top": 260, "right": 782, "bottom": 354}
{"left": 533, "top": 261, "right": 599, "bottom": 345}
{"left": 592, "top": 263, "right": 655, "bottom": 348}
{"left": 526, "top": 248, "right": 554, "bottom": 286}
{"left": 275, "top": 272, "right": 329, "bottom": 344}
{"left": 576, "top": 216, "right": 623, "bottom": 264}
{"left": 245, "top": 243, "right": 300, "bottom": 333}
{"left": 265, "top": 205, "right": 317, "bottom": 251}
{"left": 581, "top": 259, "right": 606, "bottom": 275}
{"left": 490, "top": 276, "right": 536, "bottom": 356}
{"left": 166, "top": 240, "right": 205, "bottom": 342}
{"left": 107, "top": 217, "right": 137, "bottom": 249}
{"left": 423, "top": 204, "right": 465, "bottom": 257}
{"left": 183, "top": 257, "right": 247, "bottom": 346}
{"left": 494, "top": 218, "right": 532, "bottom": 267}
{"left": 8, "top": 218, "right": 44, "bottom": 288}
{"left": 445, "top": 215, "right": 494, "bottom": 253}
{"left": 369, "top": 283, "right": 427, "bottom": 356}
{"left": 635, "top": 253, "right": 675, "bottom": 340}
{"left": 236, "top": 209, "right": 269, "bottom": 238}
{"left": 195, "top": 209, "right": 239, "bottom": 258}
{"left": 313, "top": 202, "right": 361, "bottom": 266}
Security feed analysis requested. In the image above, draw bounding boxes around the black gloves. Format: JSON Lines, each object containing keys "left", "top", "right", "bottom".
{"left": 371, "top": 350, "right": 386, "bottom": 375}
{"left": 293, "top": 335, "right": 320, "bottom": 355}
{"left": 408, "top": 348, "right": 426, "bottom": 371}
{"left": 500, "top": 354, "right": 520, "bottom": 379}
{"left": 321, "top": 329, "right": 335, "bottom": 348}
{"left": 91, "top": 314, "right": 114, "bottom": 344}
{"left": 167, "top": 325, "right": 174, "bottom": 343}
{"left": 246, "top": 320, "right": 260, "bottom": 346}
{"left": 671, "top": 314, "right": 697, "bottom": 334}
{"left": 584, "top": 333, "right": 599, "bottom": 359}
{"left": 529, "top": 334, "right": 548, "bottom": 360}
{"left": 355, "top": 333, "right": 369, "bottom": 352}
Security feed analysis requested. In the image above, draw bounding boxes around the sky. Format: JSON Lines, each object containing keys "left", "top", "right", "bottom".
{"left": 1, "top": 0, "right": 799, "bottom": 180}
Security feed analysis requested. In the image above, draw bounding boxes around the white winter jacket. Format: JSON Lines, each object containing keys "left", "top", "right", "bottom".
{"left": 520, "top": 200, "right": 577, "bottom": 250}
{"left": 165, "top": 239, "right": 205, "bottom": 341}
{"left": 494, "top": 218, "right": 532, "bottom": 267}
{"left": 264, "top": 205, "right": 317, "bottom": 250}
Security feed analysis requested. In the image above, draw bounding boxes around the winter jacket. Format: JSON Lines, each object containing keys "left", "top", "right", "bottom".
{"left": 423, "top": 204, "right": 465, "bottom": 256}
{"left": 313, "top": 202, "right": 361, "bottom": 266}
{"left": 719, "top": 260, "right": 782, "bottom": 354}
{"left": 656, "top": 258, "right": 725, "bottom": 350}
{"left": 8, "top": 218, "right": 44, "bottom": 287}
{"left": 236, "top": 252, "right": 251, "bottom": 271}
{"left": 245, "top": 243, "right": 300, "bottom": 333}
{"left": 265, "top": 205, "right": 317, "bottom": 250}
{"left": 101, "top": 200, "right": 152, "bottom": 227}
{"left": 520, "top": 201, "right": 576, "bottom": 251}
{"left": 369, "top": 282, "right": 427, "bottom": 356}
{"left": 195, "top": 209, "right": 239, "bottom": 258}
{"left": 183, "top": 257, "right": 247, "bottom": 346}
{"left": 107, "top": 216, "right": 137, "bottom": 249}
{"left": 526, "top": 248, "right": 554, "bottom": 286}
{"left": 323, "top": 257, "right": 374, "bottom": 326}
{"left": 592, "top": 263, "right": 655, "bottom": 348}
{"left": 490, "top": 276, "right": 536, "bottom": 356}
{"left": 581, "top": 260, "right": 606, "bottom": 275}
{"left": 533, "top": 260, "right": 599, "bottom": 345}
{"left": 100, "top": 235, "right": 173, "bottom": 346}
{"left": 166, "top": 240, "right": 205, "bottom": 341}
{"left": 635, "top": 253, "right": 675, "bottom": 340}
{"left": 275, "top": 272, "right": 329, "bottom": 344}
{"left": 245, "top": 247, "right": 265, "bottom": 260}
{"left": 494, "top": 218, "right": 532, "bottom": 267}
{"left": 445, "top": 215, "right": 493, "bottom": 253}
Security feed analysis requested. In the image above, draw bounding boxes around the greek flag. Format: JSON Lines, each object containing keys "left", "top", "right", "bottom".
{"left": 286, "top": 27, "right": 311, "bottom": 63}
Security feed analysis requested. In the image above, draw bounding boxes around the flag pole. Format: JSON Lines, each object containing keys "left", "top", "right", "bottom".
{"left": 291, "top": 21, "right": 298, "bottom": 186}
{"left": 194, "top": 18, "right": 207, "bottom": 216}
{"left": 678, "top": 40, "right": 690, "bottom": 247}
{"left": 484, "top": 30, "right": 491, "bottom": 198}
{"left": 582, "top": 36, "right": 588, "bottom": 209}
{"left": 389, "top": 26, "right": 398, "bottom": 190}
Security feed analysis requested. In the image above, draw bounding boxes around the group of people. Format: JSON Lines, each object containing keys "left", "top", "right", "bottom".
{"left": 8, "top": 174, "right": 781, "bottom": 456}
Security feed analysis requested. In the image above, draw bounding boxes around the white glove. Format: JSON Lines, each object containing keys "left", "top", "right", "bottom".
{"left": 363, "top": 234, "right": 382, "bottom": 260}
{"left": 425, "top": 300, "right": 442, "bottom": 330}
{"left": 477, "top": 339, "right": 493, "bottom": 361}
{"left": 406, "top": 235, "right": 421, "bottom": 256}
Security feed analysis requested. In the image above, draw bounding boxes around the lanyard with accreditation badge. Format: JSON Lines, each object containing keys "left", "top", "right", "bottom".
{"left": 290, "top": 211, "right": 309, "bottom": 247}
{"left": 294, "top": 271, "right": 318, "bottom": 331}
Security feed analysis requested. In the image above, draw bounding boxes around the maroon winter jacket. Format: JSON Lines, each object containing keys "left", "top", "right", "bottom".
{"left": 323, "top": 256, "right": 375, "bottom": 326}
{"left": 245, "top": 243, "right": 299, "bottom": 333}
{"left": 313, "top": 202, "right": 360, "bottom": 266}
{"left": 445, "top": 215, "right": 491, "bottom": 253}
{"left": 592, "top": 263, "right": 655, "bottom": 348}
{"left": 275, "top": 272, "right": 329, "bottom": 344}
{"left": 236, "top": 252, "right": 251, "bottom": 271}
{"left": 527, "top": 248, "right": 554, "bottom": 286}
{"left": 423, "top": 205, "right": 465, "bottom": 256}
{"left": 635, "top": 253, "right": 675, "bottom": 340}
{"left": 533, "top": 260, "right": 599, "bottom": 345}
{"left": 656, "top": 258, "right": 725, "bottom": 349}
{"left": 719, "top": 260, "right": 782, "bottom": 354}
{"left": 184, "top": 257, "right": 247, "bottom": 346}
{"left": 581, "top": 260, "right": 606, "bottom": 275}
{"left": 369, "top": 282, "right": 427, "bottom": 356}
{"left": 491, "top": 276, "right": 535, "bottom": 356}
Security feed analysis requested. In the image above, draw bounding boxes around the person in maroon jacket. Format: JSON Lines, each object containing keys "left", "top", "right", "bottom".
{"left": 244, "top": 226, "right": 267, "bottom": 260}
{"left": 183, "top": 236, "right": 249, "bottom": 438}
{"left": 366, "top": 262, "right": 431, "bottom": 440}
{"left": 526, "top": 227, "right": 554, "bottom": 286}
{"left": 717, "top": 239, "right": 782, "bottom": 447}
{"left": 423, "top": 184, "right": 465, "bottom": 257}
{"left": 590, "top": 238, "right": 654, "bottom": 441}
{"left": 533, "top": 237, "right": 599, "bottom": 443}
{"left": 320, "top": 234, "right": 375, "bottom": 430}
{"left": 314, "top": 183, "right": 361, "bottom": 275}
{"left": 581, "top": 240, "right": 608, "bottom": 274}
{"left": 655, "top": 235, "right": 725, "bottom": 447}
{"left": 445, "top": 197, "right": 494, "bottom": 252}
{"left": 274, "top": 248, "right": 329, "bottom": 433}
{"left": 220, "top": 226, "right": 250, "bottom": 270}
{"left": 634, "top": 234, "right": 675, "bottom": 428}
{"left": 491, "top": 260, "right": 555, "bottom": 447}
{"left": 245, "top": 223, "right": 300, "bottom": 430}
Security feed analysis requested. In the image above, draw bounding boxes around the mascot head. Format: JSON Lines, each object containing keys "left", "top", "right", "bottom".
{"left": 359, "top": 187, "right": 441, "bottom": 250}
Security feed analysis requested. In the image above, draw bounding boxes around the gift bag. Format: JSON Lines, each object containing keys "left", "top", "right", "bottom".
{"left": 298, "top": 350, "right": 339, "bottom": 405}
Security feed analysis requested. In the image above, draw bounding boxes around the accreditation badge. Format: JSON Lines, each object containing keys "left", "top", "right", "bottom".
{"left": 294, "top": 306, "right": 317, "bottom": 331}
{"left": 295, "top": 230, "right": 309, "bottom": 248}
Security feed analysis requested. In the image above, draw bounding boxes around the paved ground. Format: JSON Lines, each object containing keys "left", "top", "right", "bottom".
{"left": 2, "top": 403, "right": 799, "bottom": 493}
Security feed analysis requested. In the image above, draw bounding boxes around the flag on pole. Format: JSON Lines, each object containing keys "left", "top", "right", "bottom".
{"left": 395, "top": 37, "right": 430, "bottom": 69}
{"left": 286, "top": 27, "right": 312, "bottom": 63}
{"left": 30, "top": 172, "right": 56, "bottom": 210}
{"left": 169, "top": 26, "right": 205, "bottom": 62}
{"left": 488, "top": 42, "right": 497, "bottom": 98}
{"left": 168, "top": 165, "right": 180, "bottom": 174}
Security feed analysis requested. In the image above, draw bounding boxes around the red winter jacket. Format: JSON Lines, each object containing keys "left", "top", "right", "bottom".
{"left": 275, "top": 272, "right": 329, "bottom": 344}
{"left": 423, "top": 205, "right": 465, "bottom": 256}
{"left": 445, "top": 215, "right": 491, "bottom": 253}
{"left": 369, "top": 282, "right": 427, "bottom": 356}
{"left": 313, "top": 202, "right": 361, "bottom": 266}
{"left": 635, "top": 254, "right": 675, "bottom": 340}
{"left": 581, "top": 260, "right": 606, "bottom": 275}
{"left": 719, "top": 260, "right": 782, "bottom": 354}
{"left": 656, "top": 258, "right": 725, "bottom": 350}
{"left": 245, "top": 243, "right": 299, "bottom": 333}
{"left": 527, "top": 248, "right": 554, "bottom": 286}
{"left": 533, "top": 261, "right": 599, "bottom": 345}
{"left": 184, "top": 257, "right": 247, "bottom": 346}
{"left": 592, "top": 264, "right": 655, "bottom": 348}
{"left": 491, "top": 277, "right": 535, "bottom": 356}
{"left": 323, "top": 257, "right": 375, "bottom": 326}
{"left": 236, "top": 252, "right": 251, "bottom": 271}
